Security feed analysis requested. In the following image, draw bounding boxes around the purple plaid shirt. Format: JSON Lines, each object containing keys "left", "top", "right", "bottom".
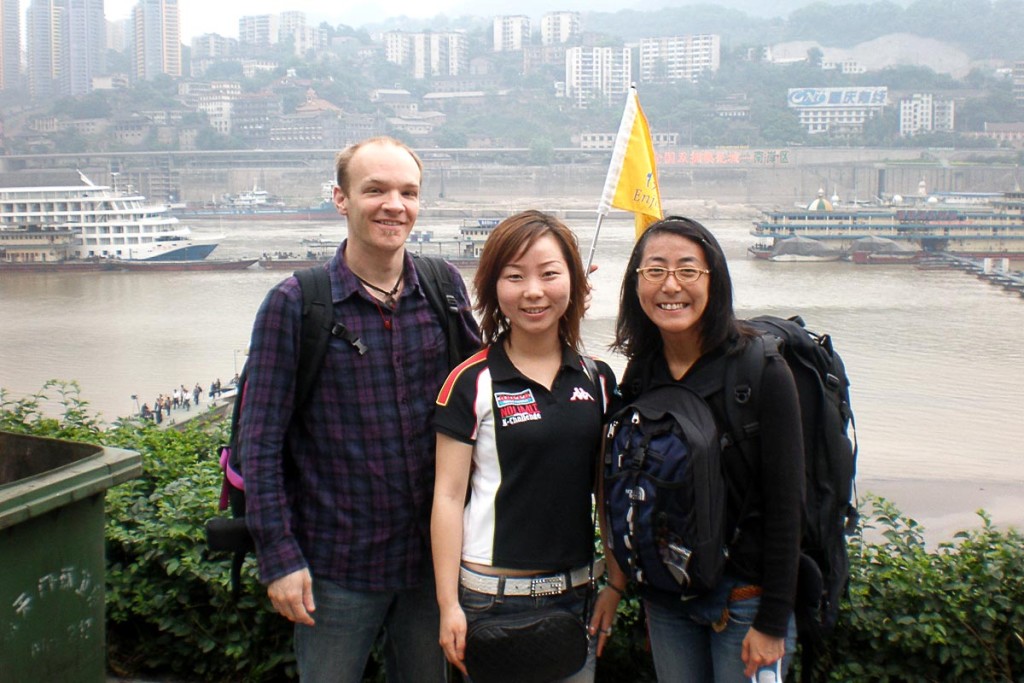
{"left": 240, "top": 241, "right": 480, "bottom": 590}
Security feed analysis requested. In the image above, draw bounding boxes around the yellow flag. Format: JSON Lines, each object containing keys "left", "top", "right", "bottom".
{"left": 597, "top": 86, "right": 663, "bottom": 238}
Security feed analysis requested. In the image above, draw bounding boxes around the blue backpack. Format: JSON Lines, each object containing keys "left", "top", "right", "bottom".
{"left": 602, "top": 383, "right": 728, "bottom": 596}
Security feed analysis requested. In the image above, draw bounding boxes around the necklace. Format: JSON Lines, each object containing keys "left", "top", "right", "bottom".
{"left": 353, "top": 269, "right": 403, "bottom": 309}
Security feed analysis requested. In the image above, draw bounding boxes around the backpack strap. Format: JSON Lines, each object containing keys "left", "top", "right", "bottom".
{"left": 723, "top": 334, "right": 778, "bottom": 452}
{"left": 292, "top": 266, "right": 337, "bottom": 408}
{"left": 412, "top": 254, "right": 467, "bottom": 369}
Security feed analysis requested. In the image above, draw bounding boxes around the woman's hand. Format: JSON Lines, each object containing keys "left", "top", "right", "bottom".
{"left": 741, "top": 626, "right": 786, "bottom": 678}
{"left": 438, "top": 603, "right": 469, "bottom": 675}
{"left": 588, "top": 584, "right": 624, "bottom": 657}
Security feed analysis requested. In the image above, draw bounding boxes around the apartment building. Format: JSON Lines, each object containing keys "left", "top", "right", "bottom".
{"left": 565, "top": 46, "right": 631, "bottom": 109}
{"left": 639, "top": 34, "right": 720, "bottom": 84}
{"left": 493, "top": 15, "right": 530, "bottom": 52}
{"left": 540, "top": 12, "right": 579, "bottom": 46}
{"left": 899, "top": 93, "right": 955, "bottom": 137}
{"left": 239, "top": 14, "right": 277, "bottom": 47}
{"left": 384, "top": 31, "right": 468, "bottom": 79}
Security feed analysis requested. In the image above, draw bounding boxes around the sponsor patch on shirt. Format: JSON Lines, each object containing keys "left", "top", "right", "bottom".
{"left": 495, "top": 389, "right": 542, "bottom": 427}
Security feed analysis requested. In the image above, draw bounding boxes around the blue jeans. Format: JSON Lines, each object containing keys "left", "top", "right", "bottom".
{"left": 294, "top": 576, "right": 446, "bottom": 683}
{"left": 644, "top": 580, "right": 797, "bottom": 683}
{"left": 459, "top": 583, "right": 596, "bottom": 683}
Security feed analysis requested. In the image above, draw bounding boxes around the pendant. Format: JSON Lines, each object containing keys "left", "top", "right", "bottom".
{"left": 384, "top": 319, "right": 392, "bottom": 330}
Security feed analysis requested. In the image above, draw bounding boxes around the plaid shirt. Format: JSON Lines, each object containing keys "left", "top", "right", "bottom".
{"left": 240, "top": 241, "right": 480, "bottom": 590}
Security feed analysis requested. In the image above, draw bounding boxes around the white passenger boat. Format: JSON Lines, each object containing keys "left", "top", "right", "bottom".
{"left": 0, "top": 173, "right": 217, "bottom": 263}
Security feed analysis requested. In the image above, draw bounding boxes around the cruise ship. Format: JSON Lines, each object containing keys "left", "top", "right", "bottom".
{"left": 750, "top": 188, "right": 1024, "bottom": 260}
{"left": 0, "top": 174, "right": 217, "bottom": 264}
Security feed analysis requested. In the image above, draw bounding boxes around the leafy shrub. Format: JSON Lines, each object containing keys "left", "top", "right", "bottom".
{"left": 822, "top": 496, "right": 1024, "bottom": 682}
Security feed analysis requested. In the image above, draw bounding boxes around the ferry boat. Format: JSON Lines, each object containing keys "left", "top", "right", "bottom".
{"left": 0, "top": 174, "right": 217, "bottom": 263}
{"left": 750, "top": 188, "right": 1024, "bottom": 260}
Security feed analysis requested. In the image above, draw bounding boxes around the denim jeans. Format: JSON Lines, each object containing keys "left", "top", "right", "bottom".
{"left": 459, "top": 583, "right": 596, "bottom": 683}
{"left": 644, "top": 579, "right": 797, "bottom": 683}
{"left": 294, "top": 575, "right": 446, "bottom": 683}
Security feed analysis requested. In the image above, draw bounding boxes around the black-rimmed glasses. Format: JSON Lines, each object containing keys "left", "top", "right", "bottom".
{"left": 636, "top": 266, "right": 710, "bottom": 284}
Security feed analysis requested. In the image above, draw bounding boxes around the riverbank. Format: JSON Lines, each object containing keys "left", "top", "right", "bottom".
{"left": 858, "top": 477, "right": 1023, "bottom": 544}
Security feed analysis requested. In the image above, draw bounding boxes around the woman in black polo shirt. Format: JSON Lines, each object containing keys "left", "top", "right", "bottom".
{"left": 431, "top": 210, "right": 621, "bottom": 681}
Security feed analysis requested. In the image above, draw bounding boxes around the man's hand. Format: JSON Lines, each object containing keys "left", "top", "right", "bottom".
{"left": 267, "top": 568, "right": 316, "bottom": 626}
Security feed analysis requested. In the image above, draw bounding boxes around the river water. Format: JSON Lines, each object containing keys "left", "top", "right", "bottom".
{"left": 2, "top": 216, "right": 1023, "bottom": 496}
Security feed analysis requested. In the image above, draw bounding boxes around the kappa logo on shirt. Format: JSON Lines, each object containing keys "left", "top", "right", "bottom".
{"left": 495, "top": 389, "right": 542, "bottom": 427}
{"left": 570, "top": 386, "right": 595, "bottom": 402}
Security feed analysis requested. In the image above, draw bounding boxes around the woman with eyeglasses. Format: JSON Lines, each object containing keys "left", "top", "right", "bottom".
{"left": 607, "top": 216, "right": 804, "bottom": 682}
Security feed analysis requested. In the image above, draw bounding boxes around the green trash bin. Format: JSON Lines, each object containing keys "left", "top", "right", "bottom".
{"left": 0, "top": 430, "right": 142, "bottom": 683}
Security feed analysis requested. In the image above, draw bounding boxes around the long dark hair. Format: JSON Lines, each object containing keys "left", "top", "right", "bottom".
{"left": 474, "top": 210, "right": 588, "bottom": 350}
{"left": 612, "top": 216, "right": 748, "bottom": 361}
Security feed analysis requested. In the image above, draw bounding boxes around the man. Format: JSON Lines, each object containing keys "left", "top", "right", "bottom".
{"left": 240, "top": 136, "right": 480, "bottom": 682}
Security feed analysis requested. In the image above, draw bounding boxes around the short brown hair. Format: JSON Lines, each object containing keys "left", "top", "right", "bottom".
{"left": 473, "top": 210, "right": 588, "bottom": 351}
{"left": 334, "top": 136, "right": 423, "bottom": 193}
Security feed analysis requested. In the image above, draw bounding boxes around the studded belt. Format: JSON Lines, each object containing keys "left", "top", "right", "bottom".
{"left": 459, "top": 559, "right": 602, "bottom": 597}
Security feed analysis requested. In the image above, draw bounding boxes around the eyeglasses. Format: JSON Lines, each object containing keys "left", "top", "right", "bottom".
{"left": 636, "top": 266, "right": 710, "bottom": 284}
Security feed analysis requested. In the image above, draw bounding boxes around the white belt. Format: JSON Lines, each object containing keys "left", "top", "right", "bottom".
{"left": 459, "top": 559, "right": 604, "bottom": 597}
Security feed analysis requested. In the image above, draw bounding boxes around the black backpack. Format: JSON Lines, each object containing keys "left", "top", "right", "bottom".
{"left": 617, "top": 315, "right": 856, "bottom": 680}
{"left": 737, "top": 315, "right": 857, "bottom": 681}
{"left": 205, "top": 255, "right": 477, "bottom": 595}
{"left": 602, "top": 384, "right": 728, "bottom": 597}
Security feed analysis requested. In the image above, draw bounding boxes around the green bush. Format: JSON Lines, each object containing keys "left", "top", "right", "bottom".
{"left": 823, "top": 496, "right": 1024, "bottom": 682}
{"left": 3, "top": 383, "right": 1022, "bottom": 681}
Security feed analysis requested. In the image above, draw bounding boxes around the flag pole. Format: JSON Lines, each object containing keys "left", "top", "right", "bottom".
{"left": 585, "top": 212, "right": 605, "bottom": 275}
{"left": 587, "top": 85, "right": 636, "bottom": 276}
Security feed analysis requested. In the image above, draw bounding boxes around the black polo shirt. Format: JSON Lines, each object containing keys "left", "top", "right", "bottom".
{"left": 435, "top": 342, "right": 616, "bottom": 570}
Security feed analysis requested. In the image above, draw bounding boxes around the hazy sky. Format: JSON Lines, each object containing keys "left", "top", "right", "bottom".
{"left": 26, "top": 0, "right": 640, "bottom": 42}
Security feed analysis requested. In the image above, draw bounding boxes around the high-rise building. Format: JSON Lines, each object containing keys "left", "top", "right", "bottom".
{"left": 0, "top": 0, "right": 20, "bottom": 90}
{"left": 107, "top": 17, "right": 130, "bottom": 52}
{"left": 27, "top": 0, "right": 68, "bottom": 98}
{"left": 27, "top": 0, "right": 105, "bottom": 97}
{"left": 540, "top": 11, "right": 579, "bottom": 46}
{"left": 132, "top": 0, "right": 181, "bottom": 81}
{"left": 492, "top": 15, "right": 530, "bottom": 52}
{"left": 565, "top": 46, "right": 631, "bottom": 109}
{"left": 639, "top": 34, "right": 720, "bottom": 83}
{"left": 67, "top": 0, "right": 106, "bottom": 94}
